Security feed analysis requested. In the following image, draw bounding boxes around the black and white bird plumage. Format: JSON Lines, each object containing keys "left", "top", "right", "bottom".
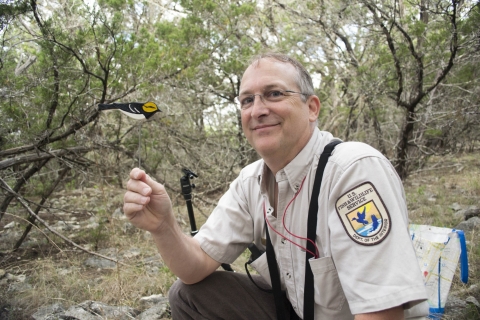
{"left": 98, "top": 101, "right": 160, "bottom": 119}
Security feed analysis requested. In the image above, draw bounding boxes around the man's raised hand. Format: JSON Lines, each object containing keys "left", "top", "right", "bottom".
{"left": 123, "top": 168, "right": 174, "bottom": 234}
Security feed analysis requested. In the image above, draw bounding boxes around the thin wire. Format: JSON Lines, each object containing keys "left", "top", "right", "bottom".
{"left": 138, "top": 124, "right": 141, "bottom": 168}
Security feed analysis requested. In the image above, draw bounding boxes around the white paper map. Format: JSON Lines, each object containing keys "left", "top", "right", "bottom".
{"left": 409, "top": 224, "right": 467, "bottom": 315}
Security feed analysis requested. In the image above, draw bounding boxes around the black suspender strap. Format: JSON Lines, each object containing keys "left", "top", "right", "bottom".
{"left": 266, "top": 227, "right": 287, "bottom": 320}
{"left": 303, "top": 140, "right": 342, "bottom": 320}
{"left": 266, "top": 140, "right": 342, "bottom": 320}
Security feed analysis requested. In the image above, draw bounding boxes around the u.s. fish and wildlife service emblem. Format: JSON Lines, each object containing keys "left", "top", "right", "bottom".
{"left": 335, "top": 182, "right": 391, "bottom": 245}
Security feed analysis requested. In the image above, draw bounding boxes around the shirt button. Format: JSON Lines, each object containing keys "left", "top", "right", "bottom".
{"left": 286, "top": 273, "right": 291, "bottom": 279}
{"left": 281, "top": 238, "right": 286, "bottom": 244}
{"left": 294, "top": 184, "right": 299, "bottom": 191}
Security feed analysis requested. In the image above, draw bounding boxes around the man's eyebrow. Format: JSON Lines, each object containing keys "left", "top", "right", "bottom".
{"left": 239, "top": 84, "right": 285, "bottom": 96}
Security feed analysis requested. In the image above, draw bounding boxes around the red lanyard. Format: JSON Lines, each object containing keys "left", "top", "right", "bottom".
{"left": 263, "top": 176, "right": 319, "bottom": 259}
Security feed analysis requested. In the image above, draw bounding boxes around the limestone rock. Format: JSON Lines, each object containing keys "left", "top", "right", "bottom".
{"left": 455, "top": 216, "right": 480, "bottom": 232}
{"left": 31, "top": 303, "right": 65, "bottom": 320}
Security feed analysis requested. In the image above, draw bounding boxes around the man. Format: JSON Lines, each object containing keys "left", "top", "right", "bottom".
{"left": 123, "top": 53, "right": 428, "bottom": 319}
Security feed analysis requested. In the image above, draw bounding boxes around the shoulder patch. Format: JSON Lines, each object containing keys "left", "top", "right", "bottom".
{"left": 335, "top": 182, "right": 391, "bottom": 245}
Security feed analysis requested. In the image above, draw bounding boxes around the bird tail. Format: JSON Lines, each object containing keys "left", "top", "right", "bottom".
{"left": 98, "top": 103, "right": 117, "bottom": 111}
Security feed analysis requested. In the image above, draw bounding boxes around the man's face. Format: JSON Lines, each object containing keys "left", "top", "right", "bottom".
{"left": 239, "top": 59, "right": 320, "bottom": 166}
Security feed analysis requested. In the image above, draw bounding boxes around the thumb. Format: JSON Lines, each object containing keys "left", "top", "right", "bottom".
{"left": 143, "top": 173, "right": 165, "bottom": 195}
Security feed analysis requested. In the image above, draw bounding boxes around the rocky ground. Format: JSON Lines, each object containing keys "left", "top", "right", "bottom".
{"left": 0, "top": 154, "right": 479, "bottom": 319}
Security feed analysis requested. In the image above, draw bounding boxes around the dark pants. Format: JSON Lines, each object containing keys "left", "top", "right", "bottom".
{"left": 168, "top": 271, "right": 294, "bottom": 320}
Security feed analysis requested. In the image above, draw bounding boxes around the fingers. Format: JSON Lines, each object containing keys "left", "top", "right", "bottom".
{"left": 124, "top": 168, "right": 168, "bottom": 215}
{"left": 124, "top": 187, "right": 150, "bottom": 214}
{"left": 126, "top": 176, "right": 152, "bottom": 196}
{"left": 129, "top": 168, "right": 164, "bottom": 195}
{"left": 124, "top": 168, "right": 151, "bottom": 215}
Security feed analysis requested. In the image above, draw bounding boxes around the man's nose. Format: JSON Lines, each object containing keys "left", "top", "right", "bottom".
{"left": 250, "top": 94, "right": 269, "bottom": 118}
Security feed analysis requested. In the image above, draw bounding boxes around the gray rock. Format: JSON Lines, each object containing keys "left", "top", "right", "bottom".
{"left": 63, "top": 305, "right": 99, "bottom": 320}
{"left": 122, "top": 222, "right": 136, "bottom": 234}
{"left": 64, "top": 301, "right": 140, "bottom": 320}
{"left": 3, "top": 221, "right": 17, "bottom": 229}
{"left": 123, "top": 248, "right": 141, "bottom": 259}
{"left": 450, "top": 203, "right": 463, "bottom": 211}
{"left": 452, "top": 283, "right": 479, "bottom": 296}
{"left": 466, "top": 296, "right": 480, "bottom": 309}
{"left": 6, "top": 273, "right": 26, "bottom": 282}
{"left": 139, "top": 294, "right": 167, "bottom": 307}
{"left": 53, "top": 221, "right": 70, "bottom": 231}
{"left": 31, "top": 303, "right": 65, "bottom": 320}
{"left": 454, "top": 210, "right": 466, "bottom": 219}
{"left": 444, "top": 294, "right": 469, "bottom": 318}
{"left": 464, "top": 206, "right": 480, "bottom": 220}
{"left": 112, "top": 208, "right": 127, "bottom": 220}
{"left": 135, "top": 303, "right": 169, "bottom": 320}
{"left": 455, "top": 216, "right": 480, "bottom": 232}
{"left": 455, "top": 206, "right": 480, "bottom": 220}
{"left": 84, "top": 248, "right": 120, "bottom": 269}
{"left": 142, "top": 254, "right": 162, "bottom": 265}
{"left": 7, "top": 281, "right": 32, "bottom": 292}
{"left": 31, "top": 301, "right": 143, "bottom": 320}
{"left": 84, "top": 256, "right": 117, "bottom": 269}
{"left": 85, "top": 222, "right": 100, "bottom": 229}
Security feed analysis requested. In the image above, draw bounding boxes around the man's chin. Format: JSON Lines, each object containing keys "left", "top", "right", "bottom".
{"left": 251, "top": 141, "right": 280, "bottom": 157}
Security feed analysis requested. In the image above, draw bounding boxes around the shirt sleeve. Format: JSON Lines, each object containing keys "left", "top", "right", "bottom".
{"left": 326, "top": 150, "right": 427, "bottom": 314}
{"left": 194, "top": 173, "right": 255, "bottom": 264}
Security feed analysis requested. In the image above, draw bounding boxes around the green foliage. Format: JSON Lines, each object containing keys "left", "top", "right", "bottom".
{"left": 98, "top": 0, "right": 131, "bottom": 10}
{"left": 424, "top": 129, "right": 443, "bottom": 138}
{"left": 417, "top": 185, "right": 426, "bottom": 196}
{"left": 0, "top": 0, "right": 30, "bottom": 31}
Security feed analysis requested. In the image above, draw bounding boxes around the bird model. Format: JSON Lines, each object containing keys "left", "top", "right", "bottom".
{"left": 98, "top": 101, "right": 160, "bottom": 119}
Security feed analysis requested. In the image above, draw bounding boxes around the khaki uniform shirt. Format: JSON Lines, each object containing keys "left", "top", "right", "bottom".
{"left": 195, "top": 128, "right": 428, "bottom": 319}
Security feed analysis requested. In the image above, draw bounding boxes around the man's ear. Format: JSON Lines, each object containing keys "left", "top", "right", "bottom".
{"left": 308, "top": 95, "right": 321, "bottom": 122}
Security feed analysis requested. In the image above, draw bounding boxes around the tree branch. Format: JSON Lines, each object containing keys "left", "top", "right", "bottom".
{"left": 0, "top": 146, "right": 95, "bottom": 170}
{"left": 0, "top": 159, "right": 49, "bottom": 222}
{"left": 0, "top": 111, "right": 100, "bottom": 158}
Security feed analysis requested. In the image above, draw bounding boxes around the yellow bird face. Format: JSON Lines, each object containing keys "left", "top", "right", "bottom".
{"left": 142, "top": 102, "right": 158, "bottom": 113}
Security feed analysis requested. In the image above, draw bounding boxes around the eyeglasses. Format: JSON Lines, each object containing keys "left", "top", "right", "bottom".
{"left": 235, "top": 89, "right": 310, "bottom": 110}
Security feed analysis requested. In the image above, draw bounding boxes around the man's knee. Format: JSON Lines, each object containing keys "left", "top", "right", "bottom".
{"left": 168, "top": 278, "right": 185, "bottom": 307}
{"left": 167, "top": 272, "right": 277, "bottom": 320}
{"left": 168, "top": 272, "right": 235, "bottom": 309}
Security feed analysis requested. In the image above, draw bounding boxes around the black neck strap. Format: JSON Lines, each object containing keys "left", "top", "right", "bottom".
{"left": 266, "top": 227, "right": 287, "bottom": 320}
{"left": 266, "top": 140, "right": 342, "bottom": 320}
{"left": 304, "top": 140, "right": 342, "bottom": 320}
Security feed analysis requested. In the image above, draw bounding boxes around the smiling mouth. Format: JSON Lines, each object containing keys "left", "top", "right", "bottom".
{"left": 253, "top": 123, "right": 279, "bottom": 130}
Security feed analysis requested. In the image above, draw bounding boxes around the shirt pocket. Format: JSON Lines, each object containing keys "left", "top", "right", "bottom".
{"left": 250, "top": 252, "right": 272, "bottom": 287}
{"left": 308, "top": 256, "right": 346, "bottom": 311}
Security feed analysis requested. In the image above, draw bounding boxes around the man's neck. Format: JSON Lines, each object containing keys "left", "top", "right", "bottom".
{"left": 262, "top": 128, "right": 315, "bottom": 175}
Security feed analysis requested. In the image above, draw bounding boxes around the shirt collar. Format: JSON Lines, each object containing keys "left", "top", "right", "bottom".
{"left": 259, "top": 128, "right": 330, "bottom": 193}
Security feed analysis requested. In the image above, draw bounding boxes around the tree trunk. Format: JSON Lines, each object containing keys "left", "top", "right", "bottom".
{"left": 395, "top": 108, "right": 416, "bottom": 180}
